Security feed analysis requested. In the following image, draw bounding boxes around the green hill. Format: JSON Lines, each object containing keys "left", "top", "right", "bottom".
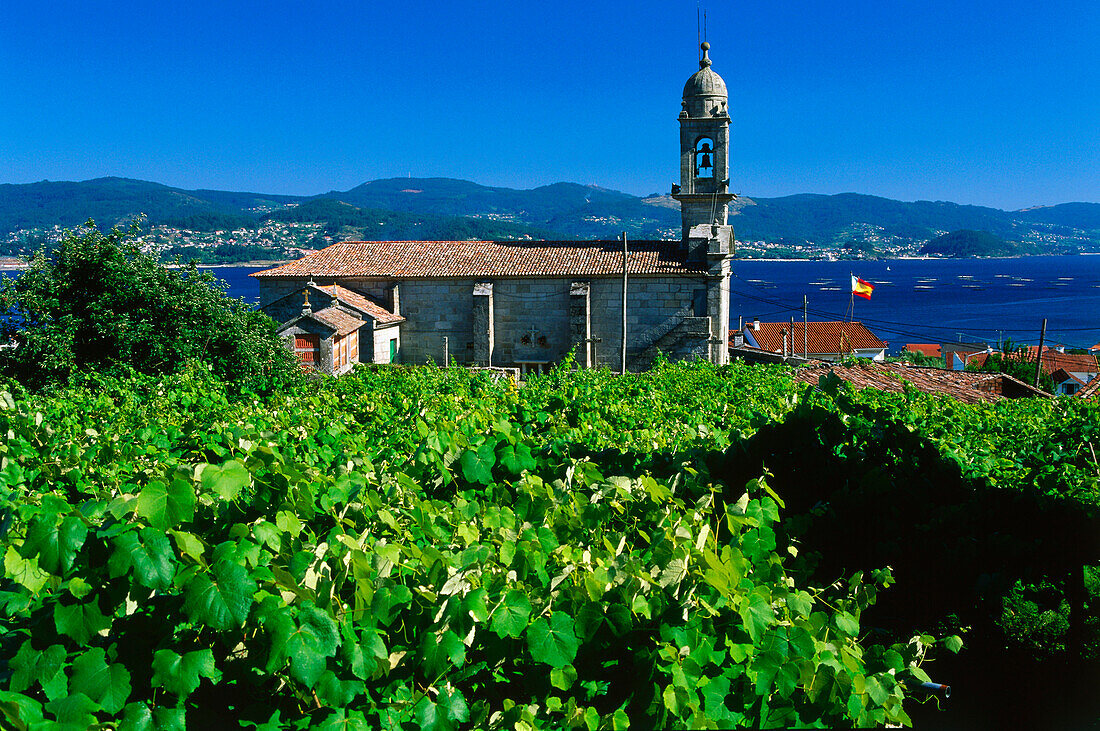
{"left": 920, "top": 229, "right": 1017, "bottom": 257}
{"left": 1, "top": 176, "right": 1098, "bottom": 252}
{"left": 261, "top": 197, "right": 560, "bottom": 241}
{"left": 0, "top": 177, "right": 301, "bottom": 234}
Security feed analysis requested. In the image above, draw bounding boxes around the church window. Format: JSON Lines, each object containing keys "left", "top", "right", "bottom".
{"left": 695, "top": 138, "right": 714, "bottom": 178}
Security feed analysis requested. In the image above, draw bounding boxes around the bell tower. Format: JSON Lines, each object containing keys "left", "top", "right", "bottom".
{"left": 672, "top": 42, "right": 735, "bottom": 246}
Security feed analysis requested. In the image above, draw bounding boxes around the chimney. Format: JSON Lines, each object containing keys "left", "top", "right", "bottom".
{"left": 753, "top": 318, "right": 760, "bottom": 331}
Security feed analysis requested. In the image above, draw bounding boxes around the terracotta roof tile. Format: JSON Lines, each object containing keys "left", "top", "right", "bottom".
{"left": 746, "top": 321, "right": 886, "bottom": 355}
{"left": 792, "top": 360, "right": 1047, "bottom": 403}
{"left": 325, "top": 284, "right": 404, "bottom": 324}
{"left": 905, "top": 343, "right": 942, "bottom": 358}
{"left": 252, "top": 240, "right": 707, "bottom": 279}
{"left": 983, "top": 347, "right": 1099, "bottom": 376}
{"left": 1078, "top": 374, "right": 1100, "bottom": 400}
{"left": 308, "top": 307, "right": 367, "bottom": 336}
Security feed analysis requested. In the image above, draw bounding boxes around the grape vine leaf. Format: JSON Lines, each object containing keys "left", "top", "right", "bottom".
{"left": 438, "top": 687, "right": 470, "bottom": 725}
{"left": 0, "top": 691, "right": 45, "bottom": 728}
{"left": 151, "top": 648, "right": 220, "bottom": 699}
{"left": 527, "top": 612, "right": 580, "bottom": 668}
{"left": 314, "top": 671, "right": 365, "bottom": 706}
{"left": 9, "top": 642, "right": 67, "bottom": 698}
{"left": 459, "top": 445, "right": 495, "bottom": 485}
{"left": 69, "top": 647, "right": 132, "bottom": 714}
{"left": 109, "top": 529, "right": 175, "bottom": 590}
{"left": 316, "top": 708, "right": 372, "bottom": 731}
{"left": 22, "top": 515, "right": 87, "bottom": 575}
{"left": 118, "top": 702, "right": 154, "bottom": 731}
{"left": 268, "top": 602, "right": 339, "bottom": 688}
{"left": 44, "top": 692, "right": 98, "bottom": 729}
{"left": 197, "top": 460, "right": 250, "bottom": 501}
{"left": 498, "top": 443, "right": 536, "bottom": 475}
{"left": 54, "top": 599, "right": 111, "bottom": 645}
{"left": 4, "top": 546, "right": 49, "bottom": 593}
{"left": 135, "top": 480, "right": 195, "bottom": 530}
{"left": 182, "top": 559, "right": 257, "bottom": 630}
{"left": 490, "top": 589, "right": 531, "bottom": 639}
{"left": 740, "top": 592, "right": 775, "bottom": 643}
{"left": 421, "top": 630, "right": 466, "bottom": 676}
{"left": 834, "top": 612, "right": 860, "bottom": 637}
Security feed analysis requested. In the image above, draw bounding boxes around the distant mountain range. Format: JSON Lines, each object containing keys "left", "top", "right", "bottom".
{"left": 2, "top": 176, "right": 1098, "bottom": 255}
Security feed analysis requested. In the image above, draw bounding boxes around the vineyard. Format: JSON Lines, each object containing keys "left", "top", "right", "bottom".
{"left": 0, "top": 359, "right": 1097, "bottom": 729}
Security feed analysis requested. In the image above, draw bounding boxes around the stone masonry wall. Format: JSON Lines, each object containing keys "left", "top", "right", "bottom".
{"left": 259, "top": 275, "right": 711, "bottom": 370}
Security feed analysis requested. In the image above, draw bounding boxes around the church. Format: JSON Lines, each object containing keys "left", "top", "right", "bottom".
{"left": 253, "top": 43, "right": 736, "bottom": 375}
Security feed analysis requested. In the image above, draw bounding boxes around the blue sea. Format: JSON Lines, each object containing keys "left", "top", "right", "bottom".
{"left": 211, "top": 256, "right": 1100, "bottom": 354}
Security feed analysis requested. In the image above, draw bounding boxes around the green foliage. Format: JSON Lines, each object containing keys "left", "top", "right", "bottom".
{"left": 920, "top": 229, "right": 1017, "bottom": 257}
{"left": 0, "top": 360, "right": 1095, "bottom": 728}
{"left": 0, "top": 221, "right": 301, "bottom": 392}
{"left": 161, "top": 244, "right": 292, "bottom": 265}
{"left": 965, "top": 341, "right": 1056, "bottom": 393}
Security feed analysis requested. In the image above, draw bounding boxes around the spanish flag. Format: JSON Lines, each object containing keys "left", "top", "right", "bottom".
{"left": 851, "top": 275, "right": 874, "bottom": 300}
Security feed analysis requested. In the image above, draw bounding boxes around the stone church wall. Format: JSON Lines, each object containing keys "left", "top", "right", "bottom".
{"left": 259, "top": 275, "right": 716, "bottom": 371}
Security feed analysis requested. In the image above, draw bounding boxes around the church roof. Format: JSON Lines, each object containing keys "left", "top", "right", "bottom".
{"left": 683, "top": 42, "right": 727, "bottom": 98}
{"left": 252, "top": 240, "right": 709, "bottom": 279}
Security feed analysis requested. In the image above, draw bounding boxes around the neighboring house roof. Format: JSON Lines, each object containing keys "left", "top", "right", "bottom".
{"left": 267, "top": 283, "right": 404, "bottom": 325}
{"left": 746, "top": 321, "right": 886, "bottom": 355}
{"left": 792, "top": 360, "right": 1049, "bottom": 404}
{"left": 905, "top": 344, "right": 942, "bottom": 358}
{"left": 1078, "top": 374, "right": 1100, "bottom": 399}
{"left": 251, "top": 240, "right": 709, "bottom": 279}
{"left": 972, "top": 348, "right": 1099, "bottom": 377}
{"left": 1050, "top": 368, "right": 1086, "bottom": 386}
{"left": 278, "top": 306, "right": 367, "bottom": 337}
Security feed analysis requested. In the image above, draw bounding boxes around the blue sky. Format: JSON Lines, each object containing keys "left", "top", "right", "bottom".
{"left": 1, "top": 1, "right": 1097, "bottom": 209}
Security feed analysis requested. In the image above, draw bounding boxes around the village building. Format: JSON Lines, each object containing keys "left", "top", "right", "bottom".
{"left": 737, "top": 320, "right": 887, "bottom": 362}
{"left": 254, "top": 43, "right": 736, "bottom": 375}
{"left": 904, "top": 343, "right": 942, "bottom": 360}
{"left": 792, "top": 360, "right": 1050, "bottom": 404}
{"left": 963, "top": 347, "right": 1099, "bottom": 395}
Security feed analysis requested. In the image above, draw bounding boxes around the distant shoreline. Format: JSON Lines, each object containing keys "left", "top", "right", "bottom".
{"left": 0, "top": 259, "right": 290, "bottom": 271}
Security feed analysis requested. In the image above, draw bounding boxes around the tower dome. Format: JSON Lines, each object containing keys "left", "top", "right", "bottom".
{"left": 682, "top": 42, "right": 727, "bottom": 99}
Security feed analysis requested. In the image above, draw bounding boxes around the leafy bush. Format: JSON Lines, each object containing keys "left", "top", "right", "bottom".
{"left": 0, "top": 221, "right": 300, "bottom": 393}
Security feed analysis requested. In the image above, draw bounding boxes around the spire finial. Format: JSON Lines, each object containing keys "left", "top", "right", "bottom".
{"left": 700, "top": 41, "right": 711, "bottom": 68}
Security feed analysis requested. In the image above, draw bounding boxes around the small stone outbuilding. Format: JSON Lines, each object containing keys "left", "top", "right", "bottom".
{"left": 268, "top": 282, "right": 404, "bottom": 374}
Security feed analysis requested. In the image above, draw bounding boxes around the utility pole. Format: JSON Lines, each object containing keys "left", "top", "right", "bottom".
{"left": 1033, "top": 318, "right": 1047, "bottom": 387}
{"left": 442, "top": 336, "right": 449, "bottom": 367}
{"left": 621, "top": 232, "right": 628, "bottom": 375}
{"left": 803, "top": 294, "right": 809, "bottom": 358}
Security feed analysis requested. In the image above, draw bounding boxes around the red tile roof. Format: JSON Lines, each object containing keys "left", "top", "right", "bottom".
{"left": 973, "top": 347, "right": 1099, "bottom": 376}
{"left": 1078, "top": 374, "right": 1100, "bottom": 400}
{"left": 905, "top": 343, "right": 942, "bottom": 358}
{"left": 324, "top": 284, "right": 404, "bottom": 324}
{"left": 252, "top": 240, "right": 707, "bottom": 279}
{"left": 746, "top": 321, "right": 886, "bottom": 356}
{"left": 793, "top": 360, "right": 1048, "bottom": 403}
{"left": 1050, "top": 368, "right": 1087, "bottom": 386}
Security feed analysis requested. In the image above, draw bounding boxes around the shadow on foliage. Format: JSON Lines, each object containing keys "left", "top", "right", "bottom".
{"left": 708, "top": 376, "right": 1100, "bottom": 730}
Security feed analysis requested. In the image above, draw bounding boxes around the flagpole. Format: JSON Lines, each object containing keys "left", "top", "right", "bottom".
{"left": 847, "top": 271, "right": 855, "bottom": 323}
